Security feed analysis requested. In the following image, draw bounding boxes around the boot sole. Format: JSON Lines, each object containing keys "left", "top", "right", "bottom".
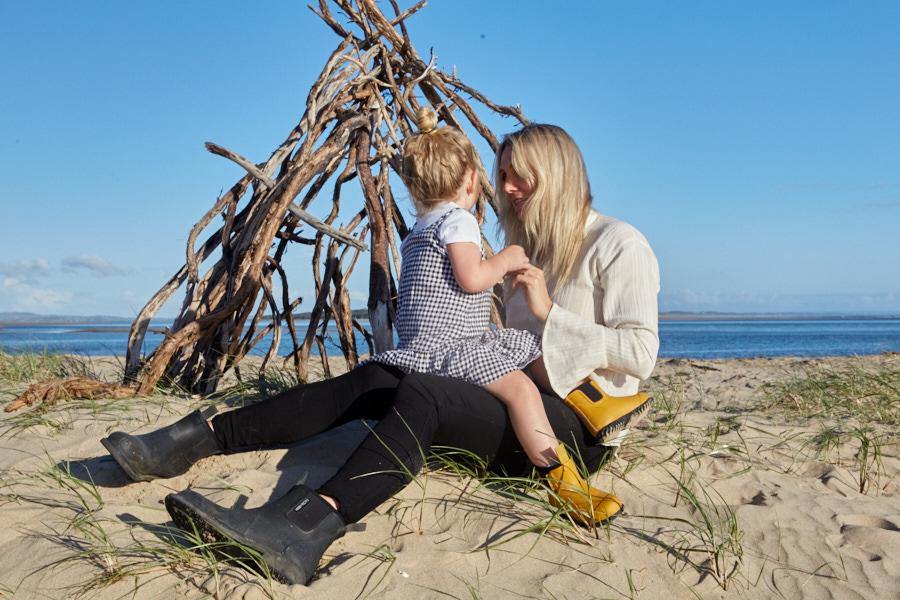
{"left": 595, "top": 396, "right": 654, "bottom": 445}
{"left": 596, "top": 505, "right": 623, "bottom": 526}
{"left": 551, "top": 497, "right": 624, "bottom": 527}
{"left": 165, "top": 493, "right": 297, "bottom": 585}
{"left": 100, "top": 437, "right": 156, "bottom": 482}
{"left": 579, "top": 507, "right": 622, "bottom": 528}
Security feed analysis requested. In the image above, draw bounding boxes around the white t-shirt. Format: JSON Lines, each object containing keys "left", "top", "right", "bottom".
{"left": 409, "top": 202, "right": 482, "bottom": 249}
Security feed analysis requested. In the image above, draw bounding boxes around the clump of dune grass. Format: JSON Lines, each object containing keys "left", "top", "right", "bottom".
{"left": 350, "top": 543, "right": 398, "bottom": 599}
{"left": 671, "top": 475, "right": 743, "bottom": 590}
{"left": 200, "top": 363, "right": 303, "bottom": 414}
{"left": 848, "top": 425, "right": 888, "bottom": 494}
{"left": 4, "top": 458, "right": 278, "bottom": 598}
{"left": 647, "top": 374, "right": 687, "bottom": 430}
{"left": 760, "top": 360, "right": 900, "bottom": 426}
{"left": 630, "top": 462, "right": 743, "bottom": 591}
{"left": 0, "top": 350, "right": 70, "bottom": 385}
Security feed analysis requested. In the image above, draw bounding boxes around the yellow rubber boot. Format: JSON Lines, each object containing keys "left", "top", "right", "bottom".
{"left": 545, "top": 443, "right": 623, "bottom": 526}
{"left": 563, "top": 380, "right": 653, "bottom": 445}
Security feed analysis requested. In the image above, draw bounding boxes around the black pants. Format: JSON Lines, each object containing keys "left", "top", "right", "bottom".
{"left": 211, "top": 363, "right": 608, "bottom": 523}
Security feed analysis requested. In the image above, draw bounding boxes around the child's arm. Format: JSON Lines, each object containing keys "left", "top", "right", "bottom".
{"left": 447, "top": 242, "right": 530, "bottom": 293}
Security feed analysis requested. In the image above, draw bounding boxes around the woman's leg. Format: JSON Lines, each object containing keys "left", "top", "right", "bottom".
{"left": 161, "top": 372, "right": 614, "bottom": 585}
{"left": 211, "top": 362, "right": 403, "bottom": 450}
{"left": 483, "top": 370, "right": 558, "bottom": 468}
{"left": 318, "top": 372, "right": 606, "bottom": 523}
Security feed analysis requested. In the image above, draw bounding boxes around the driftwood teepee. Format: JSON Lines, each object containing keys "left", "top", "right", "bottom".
{"left": 125, "top": 0, "right": 529, "bottom": 395}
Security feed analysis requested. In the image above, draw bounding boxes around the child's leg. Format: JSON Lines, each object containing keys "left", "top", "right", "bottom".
{"left": 484, "top": 370, "right": 558, "bottom": 468}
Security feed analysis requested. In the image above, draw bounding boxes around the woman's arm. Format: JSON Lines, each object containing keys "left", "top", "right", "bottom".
{"left": 512, "top": 238, "right": 659, "bottom": 396}
{"left": 447, "top": 243, "right": 529, "bottom": 293}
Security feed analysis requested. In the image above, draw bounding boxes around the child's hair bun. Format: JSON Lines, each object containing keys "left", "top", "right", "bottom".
{"left": 415, "top": 107, "right": 438, "bottom": 134}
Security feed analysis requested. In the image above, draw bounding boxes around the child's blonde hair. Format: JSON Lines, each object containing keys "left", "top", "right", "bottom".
{"left": 496, "top": 124, "right": 592, "bottom": 287}
{"left": 400, "top": 108, "right": 479, "bottom": 214}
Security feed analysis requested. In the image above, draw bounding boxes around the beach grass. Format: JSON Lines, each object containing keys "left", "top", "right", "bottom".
{"left": 758, "top": 360, "right": 899, "bottom": 495}
{"left": 647, "top": 373, "right": 688, "bottom": 430}
{"left": 19, "top": 356, "right": 892, "bottom": 596}
{"left": 760, "top": 360, "right": 900, "bottom": 426}
{"left": 668, "top": 470, "right": 744, "bottom": 590}
{"left": 2, "top": 457, "right": 279, "bottom": 599}
{"left": 0, "top": 350, "right": 71, "bottom": 386}
{"left": 0, "top": 352, "right": 234, "bottom": 438}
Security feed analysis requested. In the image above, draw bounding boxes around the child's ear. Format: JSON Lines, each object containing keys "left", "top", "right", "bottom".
{"left": 468, "top": 168, "right": 478, "bottom": 193}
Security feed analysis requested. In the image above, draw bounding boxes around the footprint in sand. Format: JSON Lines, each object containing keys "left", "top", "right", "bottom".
{"left": 838, "top": 514, "right": 900, "bottom": 532}
{"left": 744, "top": 490, "right": 770, "bottom": 506}
{"left": 831, "top": 513, "right": 900, "bottom": 563}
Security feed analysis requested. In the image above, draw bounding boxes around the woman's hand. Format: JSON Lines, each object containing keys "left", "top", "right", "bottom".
{"left": 510, "top": 265, "right": 553, "bottom": 322}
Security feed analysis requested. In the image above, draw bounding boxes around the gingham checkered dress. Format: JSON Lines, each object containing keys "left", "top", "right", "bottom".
{"left": 369, "top": 207, "right": 541, "bottom": 386}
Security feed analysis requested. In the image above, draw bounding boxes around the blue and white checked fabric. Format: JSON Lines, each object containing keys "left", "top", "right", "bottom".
{"left": 369, "top": 208, "right": 541, "bottom": 386}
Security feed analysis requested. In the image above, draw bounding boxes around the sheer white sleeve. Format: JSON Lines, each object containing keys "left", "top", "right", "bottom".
{"left": 541, "top": 239, "right": 660, "bottom": 396}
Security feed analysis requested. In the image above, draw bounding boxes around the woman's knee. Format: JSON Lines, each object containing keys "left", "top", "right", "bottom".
{"left": 394, "top": 373, "right": 440, "bottom": 412}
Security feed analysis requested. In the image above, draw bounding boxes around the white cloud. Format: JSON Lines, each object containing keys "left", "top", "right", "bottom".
{"left": 1, "top": 277, "right": 73, "bottom": 311}
{"left": 0, "top": 258, "right": 51, "bottom": 283}
{"left": 61, "top": 254, "right": 132, "bottom": 277}
{"left": 660, "top": 289, "right": 900, "bottom": 313}
{"left": 660, "top": 289, "right": 775, "bottom": 311}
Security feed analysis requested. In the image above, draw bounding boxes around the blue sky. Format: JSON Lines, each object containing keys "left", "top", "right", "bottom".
{"left": 1, "top": 1, "right": 898, "bottom": 317}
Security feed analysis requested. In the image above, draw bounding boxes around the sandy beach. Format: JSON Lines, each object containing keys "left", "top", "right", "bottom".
{"left": 0, "top": 353, "right": 897, "bottom": 599}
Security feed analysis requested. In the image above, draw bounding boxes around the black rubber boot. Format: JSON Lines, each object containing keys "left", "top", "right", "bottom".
{"left": 165, "top": 484, "right": 359, "bottom": 585}
{"left": 101, "top": 409, "right": 222, "bottom": 482}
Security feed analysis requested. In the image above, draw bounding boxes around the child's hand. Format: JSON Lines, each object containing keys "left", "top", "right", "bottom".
{"left": 499, "top": 245, "right": 530, "bottom": 273}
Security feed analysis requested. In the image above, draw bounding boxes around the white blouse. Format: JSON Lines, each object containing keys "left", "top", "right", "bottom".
{"left": 505, "top": 210, "right": 660, "bottom": 398}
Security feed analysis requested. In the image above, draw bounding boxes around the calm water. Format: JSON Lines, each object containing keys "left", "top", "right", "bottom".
{"left": 1, "top": 319, "right": 898, "bottom": 359}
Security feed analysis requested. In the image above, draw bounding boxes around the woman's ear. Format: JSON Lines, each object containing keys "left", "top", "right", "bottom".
{"left": 467, "top": 168, "right": 478, "bottom": 194}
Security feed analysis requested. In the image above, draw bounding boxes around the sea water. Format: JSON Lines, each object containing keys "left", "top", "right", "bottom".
{"left": 1, "top": 319, "right": 898, "bottom": 359}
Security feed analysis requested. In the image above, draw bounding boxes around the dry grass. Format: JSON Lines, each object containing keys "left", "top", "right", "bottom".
{"left": 0, "top": 350, "right": 70, "bottom": 386}
{"left": 760, "top": 360, "right": 900, "bottom": 426}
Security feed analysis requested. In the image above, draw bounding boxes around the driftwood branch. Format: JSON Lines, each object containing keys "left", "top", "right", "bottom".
{"left": 205, "top": 142, "right": 276, "bottom": 188}
{"left": 287, "top": 204, "right": 368, "bottom": 250}
{"left": 118, "top": 0, "right": 528, "bottom": 394}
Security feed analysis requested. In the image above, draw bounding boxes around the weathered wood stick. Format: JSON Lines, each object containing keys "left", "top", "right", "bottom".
{"left": 287, "top": 204, "right": 368, "bottom": 250}
{"left": 205, "top": 142, "right": 276, "bottom": 188}
{"left": 389, "top": 0, "right": 426, "bottom": 26}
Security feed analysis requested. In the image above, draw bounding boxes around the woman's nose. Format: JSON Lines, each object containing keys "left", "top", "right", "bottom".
{"left": 503, "top": 179, "right": 518, "bottom": 196}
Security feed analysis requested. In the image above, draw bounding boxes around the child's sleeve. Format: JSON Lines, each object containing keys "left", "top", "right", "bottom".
{"left": 436, "top": 209, "right": 482, "bottom": 249}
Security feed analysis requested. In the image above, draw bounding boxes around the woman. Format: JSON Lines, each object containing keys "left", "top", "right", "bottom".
{"left": 101, "top": 124, "right": 660, "bottom": 585}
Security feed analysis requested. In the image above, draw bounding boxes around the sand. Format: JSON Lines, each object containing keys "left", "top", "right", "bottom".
{"left": 0, "top": 353, "right": 897, "bottom": 599}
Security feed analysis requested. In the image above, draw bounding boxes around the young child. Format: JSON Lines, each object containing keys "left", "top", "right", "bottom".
{"left": 370, "top": 108, "right": 560, "bottom": 471}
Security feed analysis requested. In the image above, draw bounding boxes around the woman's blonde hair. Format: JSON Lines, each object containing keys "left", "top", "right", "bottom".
{"left": 399, "top": 108, "right": 479, "bottom": 215}
{"left": 496, "top": 124, "right": 592, "bottom": 286}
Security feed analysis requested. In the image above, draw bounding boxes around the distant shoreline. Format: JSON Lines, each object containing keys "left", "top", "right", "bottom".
{"left": 657, "top": 312, "right": 900, "bottom": 321}
{"left": 1, "top": 312, "right": 899, "bottom": 329}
